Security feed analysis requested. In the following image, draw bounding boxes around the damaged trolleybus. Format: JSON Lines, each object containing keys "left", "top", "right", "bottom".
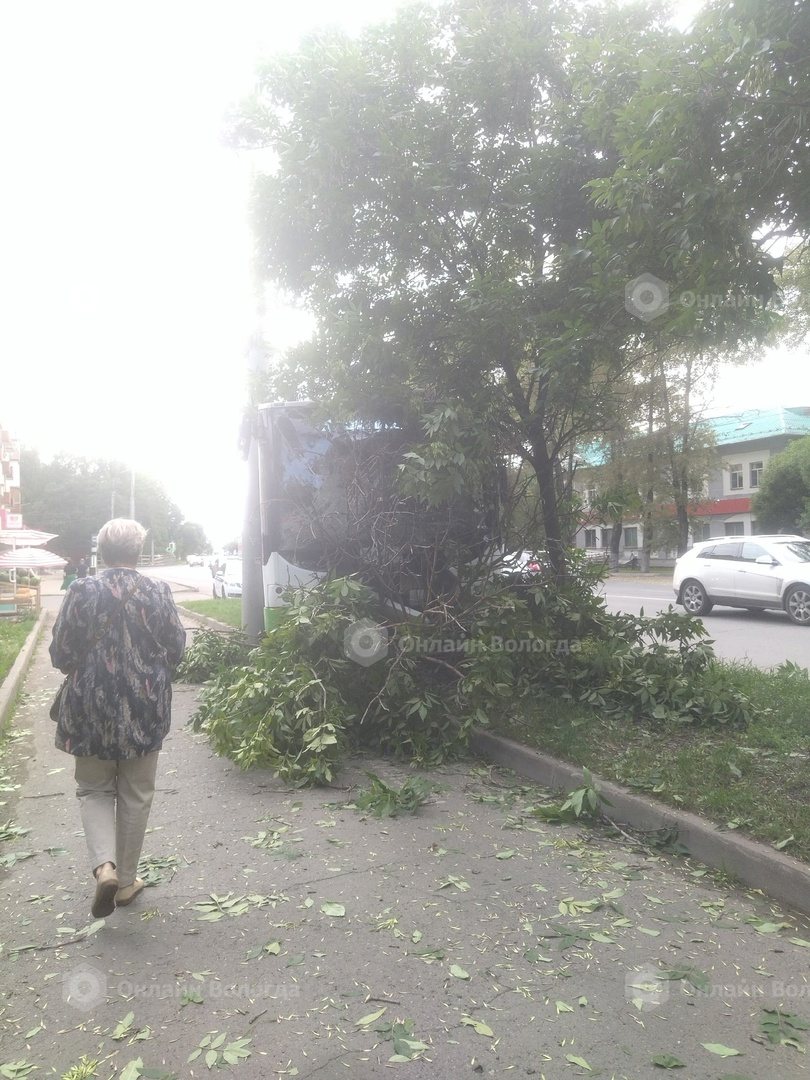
{"left": 241, "top": 400, "right": 498, "bottom": 636}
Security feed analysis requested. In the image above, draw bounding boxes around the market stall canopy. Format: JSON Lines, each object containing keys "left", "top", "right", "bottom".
{"left": 0, "top": 547, "right": 67, "bottom": 568}
{"left": 0, "top": 528, "right": 58, "bottom": 547}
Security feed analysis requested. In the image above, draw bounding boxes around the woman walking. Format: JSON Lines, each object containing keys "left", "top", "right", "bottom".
{"left": 50, "top": 519, "right": 186, "bottom": 917}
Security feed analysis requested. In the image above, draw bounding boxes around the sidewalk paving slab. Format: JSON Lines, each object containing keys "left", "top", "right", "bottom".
{"left": 2, "top": 629, "right": 810, "bottom": 1079}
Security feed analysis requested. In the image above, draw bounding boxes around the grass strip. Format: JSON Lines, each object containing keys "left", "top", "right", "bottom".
{"left": 0, "top": 616, "right": 36, "bottom": 684}
{"left": 182, "top": 598, "right": 242, "bottom": 629}
{"left": 491, "top": 661, "right": 810, "bottom": 862}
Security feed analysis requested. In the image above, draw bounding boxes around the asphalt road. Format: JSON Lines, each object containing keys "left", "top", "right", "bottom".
{"left": 601, "top": 575, "right": 810, "bottom": 669}
{"left": 146, "top": 562, "right": 220, "bottom": 602}
{"left": 144, "top": 565, "right": 809, "bottom": 670}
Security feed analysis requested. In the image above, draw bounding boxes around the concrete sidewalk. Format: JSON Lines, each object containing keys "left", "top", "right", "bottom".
{"left": 2, "top": 629, "right": 810, "bottom": 1078}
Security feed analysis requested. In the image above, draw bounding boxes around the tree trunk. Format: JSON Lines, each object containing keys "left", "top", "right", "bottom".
{"left": 530, "top": 443, "right": 566, "bottom": 577}
{"left": 641, "top": 395, "right": 656, "bottom": 573}
{"left": 674, "top": 482, "right": 690, "bottom": 554}
{"left": 609, "top": 514, "right": 623, "bottom": 569}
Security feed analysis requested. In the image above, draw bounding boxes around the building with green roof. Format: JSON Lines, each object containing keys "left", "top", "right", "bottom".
{"left": 574, "top": 406, "right": 810, "bottom": 560}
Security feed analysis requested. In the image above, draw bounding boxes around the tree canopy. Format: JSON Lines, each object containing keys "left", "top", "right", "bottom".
{"left": 232, "top": 0, "right": 808, "bottom": 569}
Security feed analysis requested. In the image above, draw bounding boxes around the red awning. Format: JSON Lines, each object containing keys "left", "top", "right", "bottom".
{"left": 690, "top": 497, "right": 752, "bottom": 517}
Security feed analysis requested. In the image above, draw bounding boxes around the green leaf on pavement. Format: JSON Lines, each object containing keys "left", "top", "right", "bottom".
{"left": 523, "top": 948, "right": 552, "bottom": 963}
{"left": 438, "top": 875, "right": 470, "bottom": 892}
{"left": 461, "top": 1016, "right": 494, "bottom": 1038}
{"left": 412, "top": 947, "right": 444, "bottom": 963}
{"left": 320, "top": 902, "right": 345, "bottom": 917}
{"left": 565, "top": 1054, "right": 592, "bottom": 1070}
{"left": 355, "top": 1007, "right": 387, "bottom": 1028}
{"left": 702, "top": 1044, "right": 741, "bottom": 1057}
{"left": 112, "top": 1012, "right": 136, "bottom": 1040}
{"left": 0, "top": 1064, "right": 37, "bottom": 1079}
{"left": 119, "top": 1062, "right": 144, "bottom": 1080}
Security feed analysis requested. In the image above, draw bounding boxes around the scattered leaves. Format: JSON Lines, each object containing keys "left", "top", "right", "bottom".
{"left": 757, "top": 1008, "right": 809, "bottom": 1052}
{"left": 187, "top": 1032, "right": 252, "bottom": 1067}
{"left": 353, "top": 772, "right": 432, "bottom": 817}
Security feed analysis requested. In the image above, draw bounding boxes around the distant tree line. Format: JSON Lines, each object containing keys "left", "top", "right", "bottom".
{"left": 21, "top": 448, "right": 209, "bottom": 560}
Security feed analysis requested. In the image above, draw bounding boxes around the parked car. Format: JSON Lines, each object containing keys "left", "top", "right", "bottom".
{"left": 673, "top": 534, "right": 810, "bottom": 625}
{"left": 494, "top": 550, "right": 550, "bottom": 584}
{"left": 213, "top": 557, "right": 243, "bottom": 599}
{"left": 186, "top": 554, "right": 205, "bottom": 567}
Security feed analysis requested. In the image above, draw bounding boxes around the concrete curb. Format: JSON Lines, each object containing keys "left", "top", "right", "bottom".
{"left": 0, "top": 608, "right": 49, "bottom": 731}
{"left": 471, "top": 728, "right": 810, "bottom": 918}
{"left": 175, "top": 605, "right": 238, "bottom": 634}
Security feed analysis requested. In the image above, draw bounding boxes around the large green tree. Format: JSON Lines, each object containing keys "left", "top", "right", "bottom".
{"left": 21, "top": 450, "right": 184, "bottom": 559}
{"left": 233, "top": 0, "right": 801, "bottom": 572}
{"left": 753, "top": 435, "right": 810, "bottom": 534}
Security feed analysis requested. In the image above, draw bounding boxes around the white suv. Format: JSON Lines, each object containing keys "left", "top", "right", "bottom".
{"left": 673, "top": 535, "right": 810, "bottom": 625}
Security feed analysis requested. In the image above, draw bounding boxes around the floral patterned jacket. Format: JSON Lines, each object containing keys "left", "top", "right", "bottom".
{"left": 50, "top": 568, "right": 186, "bottom": 759}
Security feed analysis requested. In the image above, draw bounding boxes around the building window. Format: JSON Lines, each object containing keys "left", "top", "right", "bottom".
{"left": 750, "top": 461, "right": 763, "bottom": 488}
{"left": 584, "top": 528, "right": 597, "bottom": 549}
{"left": 693, "top": 521, "right": 712, "bottom": 542}
{"left": 724, "top": 521, "right": 744, "bottom": 536}
{"left": 623, "top": 526, "right": 638, "bottom": 548}
{"left": 729, "top": 464, "right": 744, "bottom": 490}
{"left": 601, "top": 527, "right": 612, "bottom": 549}
{"left": 585, "top": 487, "right": 597, "bottom": 508}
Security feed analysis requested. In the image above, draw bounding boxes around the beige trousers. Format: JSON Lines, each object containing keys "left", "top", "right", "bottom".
{"left": 73, "top": 752, "right": 159, "bottom": 887}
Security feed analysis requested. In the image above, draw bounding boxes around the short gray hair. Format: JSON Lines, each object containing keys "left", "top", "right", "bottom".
{"left": 98, "top": 518, "right": 147, "bottom": 567}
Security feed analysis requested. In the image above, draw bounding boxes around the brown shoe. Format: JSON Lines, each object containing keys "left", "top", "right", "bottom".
{"left": 115, "top": 877, "right": 145, "bottom": 907}
{"left": 91, "top": 864, "right": 119, "bottom": 918}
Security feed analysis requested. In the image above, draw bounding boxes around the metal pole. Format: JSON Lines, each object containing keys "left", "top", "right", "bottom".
{"left": 241, "top": 423, "right": 265, "bottom": 641}
{"left": 241, "top": 331, "right": 267, "bottom": 641}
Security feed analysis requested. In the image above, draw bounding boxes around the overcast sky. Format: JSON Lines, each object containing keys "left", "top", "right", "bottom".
{"left": 1, "top": 0, "right": 806, "bottom": 546}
